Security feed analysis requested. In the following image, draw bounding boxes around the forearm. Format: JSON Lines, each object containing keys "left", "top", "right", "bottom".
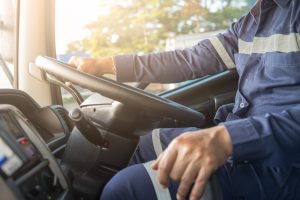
{"left": 114, "top": 19, "right": 242, "bottom": 83}
{"left": 224, "top": 105, "right": 300, "bottom": 166}
{"left": 114, "top": 39, "right": 228, "bottom": 83}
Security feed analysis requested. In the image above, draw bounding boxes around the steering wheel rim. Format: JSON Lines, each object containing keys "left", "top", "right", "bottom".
{"left": 35, "top": 56, "right": 205, "bottom": 127}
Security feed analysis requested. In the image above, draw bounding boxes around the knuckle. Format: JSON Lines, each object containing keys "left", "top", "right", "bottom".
{"left": 78, "top": 64, "right": 90, "bottom": 72}
{"left": 170, "top": 172, "right": 180, "bottom": 181}
{"left": 78, "top": 65, "right": 86, "bottom": 72}
{"left": 206, "top": 158, "right": 218, "bottom": 170}
{"left": 173, "top": 137, "right": 182, "bottom": 145}
{"left": 173, "top": 136, "right": 188, "bottom": 147}
{"left": 191, "top": 192, "right": 201, "bottom": 200}
{"left": 179, "top": 182, "right": 188, "bottom": 188}
{"left": 177, "top": 187, "right": 187, "bottom": 197}
{"left": 180, "top": 175, "right": 195, "bottom": 186}
{"left": 206, "top": 157, "right": 216, "bottom": 166}
{"left": 195, "top": 178, "right": 206, "bottom": 186}
{"left": 158, "top": 165, "right": 167, "bottom": 173}
{"left": 195, "top": 151, "right": 203, "bottom": 158}
{"left": 180, "top": 177, "right": 190, "bottom": 186}
{"left": 158, "top": 176, "right": 168, "bottom": 185}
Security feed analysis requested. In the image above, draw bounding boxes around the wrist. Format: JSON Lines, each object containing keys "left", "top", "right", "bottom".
{"left": 96, "top": 57, "right": 116, "bottom": 75}
{"left": 215, "top": 125, "right": 233, "bottom": 157}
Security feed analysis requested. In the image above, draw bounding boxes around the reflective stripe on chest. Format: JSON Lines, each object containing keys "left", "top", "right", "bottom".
{"left": 238, "top": 33, "right": 300, "bottom": 54}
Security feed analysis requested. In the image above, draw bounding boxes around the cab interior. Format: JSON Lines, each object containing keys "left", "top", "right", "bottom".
{"left": 0, "top": 0, "right": 244, "bottom": 199}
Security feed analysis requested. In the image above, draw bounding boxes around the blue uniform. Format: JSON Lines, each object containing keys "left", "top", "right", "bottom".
{"left": 101, "top": 0, "right": 300, "bottom": 199}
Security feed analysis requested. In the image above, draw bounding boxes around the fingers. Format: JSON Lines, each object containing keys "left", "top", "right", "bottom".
{"left": 67, "top": 56, "right": 92, "bottom": 74}
{"left": 176, "top": 163, "right": 199, "bottom": 200}
{"left": 169, "top": 153, "right": 190, "bottom": 181}
{"left": 66, "top": 56, "right": 116, "bottom": 76}
{"left": 67, "top": 56, "right": 88, "bottom": 72}
{"left": 65, "top": 56, "right": 80, "bottom": 86}
{"left": 157, "top": 149, "right": 177, "bottom": 187}
{"left": 152, "top": 152, "right": 163, "bottom": 170}
{"left": 67, "top": 56, "right": 78, "bottom": 68}
{"left": 190, "top": 167, "right": 212, "bottom": 200}
{"left": 65, "top": 81, "right": 72, "bottom": 87}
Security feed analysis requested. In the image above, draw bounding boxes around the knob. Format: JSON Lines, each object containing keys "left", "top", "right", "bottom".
{"left": 69, "top": 108, "right": 107, "bottom": 147}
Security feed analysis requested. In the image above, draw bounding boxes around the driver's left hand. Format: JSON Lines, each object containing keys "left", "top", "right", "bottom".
{"left": 68, "top": 56, "right": 116, "bottom": 76}
{"left": 152, "top": 125, "right": 232, "bottom": 200}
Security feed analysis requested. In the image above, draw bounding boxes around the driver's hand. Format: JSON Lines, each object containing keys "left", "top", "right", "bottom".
{"left": 152, "top": 125, "right": 233, "bottom": 200}
{"left": 68, "top": 56, "right": 116, "bottom": 76}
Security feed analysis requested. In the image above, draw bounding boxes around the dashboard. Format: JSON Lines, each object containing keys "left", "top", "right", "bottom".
{"left": 0, "top": 111, "right": 38, "bottom": 160}
{"left": 0, "top": 90, "right": 71, "bottom": 200}
{"left": 0, "top": 104, "right": 69, "bottom": 200}
{"left": 0, "top": 89, "right": 139, "bottom": 200}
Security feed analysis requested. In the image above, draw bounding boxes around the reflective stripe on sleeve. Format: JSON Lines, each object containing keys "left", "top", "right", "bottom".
{"left": 152, "top": 129, "right": 163, "bottom": 157}
{"left": 209, "top": 37, "right": 236, "bottom": 69}
{"left": 143, "top": 161, "right": 172, "bottom": 200}
{"left": 239, "top": 33, "right": 300, "bottom": 54}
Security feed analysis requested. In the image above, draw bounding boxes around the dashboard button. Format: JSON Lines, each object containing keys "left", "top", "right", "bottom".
{"left": 0, "top": 154, "right": 7, "bottom": 166}
{"left": 0, "top": 138, "right": 23, "bottom": 176}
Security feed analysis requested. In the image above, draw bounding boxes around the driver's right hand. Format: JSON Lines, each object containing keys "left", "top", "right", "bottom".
{"left": 68, "top": 56, "right": 116, "bottom": 76}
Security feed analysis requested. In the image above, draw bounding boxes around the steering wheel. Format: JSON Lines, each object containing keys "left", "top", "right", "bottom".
{"left": 35, "top": 56, "right": 205, "bottom": 127}
{"left": 36, "top": 56, "right": 223, "bottom": 200}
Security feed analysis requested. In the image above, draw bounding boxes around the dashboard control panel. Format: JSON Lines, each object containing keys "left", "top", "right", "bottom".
{"left": 0, "top": 137, "right": 23, "bottom": 176}
{"left": 0, "top": 105, "right": 69, "bottom": 200}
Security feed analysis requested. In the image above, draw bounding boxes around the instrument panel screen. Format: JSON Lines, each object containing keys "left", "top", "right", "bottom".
{"left": 0, "top": 112, "right": 38, "bottom": 158}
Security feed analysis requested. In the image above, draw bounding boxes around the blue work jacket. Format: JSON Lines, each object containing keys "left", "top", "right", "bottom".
{"left": 114, "top": 0, "right": 300, "bottom": 167}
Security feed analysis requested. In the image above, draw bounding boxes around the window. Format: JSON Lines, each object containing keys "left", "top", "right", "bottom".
{"left": 55, "top": 0, "right": 254, "bottom": 109}
{"left": 0, "top": 0, "right": 18, "bottom": 89}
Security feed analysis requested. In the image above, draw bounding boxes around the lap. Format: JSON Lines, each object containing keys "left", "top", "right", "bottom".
{"left": 129, "top": 127, "right": 198, "bottom": 165}
{"left": 101, "top": 162, "right": 179, "bottom": 200}
{"left": 221, "top": 163, "right": 300, "bottom": 200}
{"left": 102, "top": 163, "right": 300, "bottom": 200}
{"left": 101, "top": 127, "right": 300, "bottom": 200}
{"left": 102, "top": 127, "right": 197, "bottom": 200}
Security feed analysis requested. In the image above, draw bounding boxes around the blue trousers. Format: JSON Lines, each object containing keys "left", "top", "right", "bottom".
{"left": 100, "top": 128, "right": 300, "bottom": 200}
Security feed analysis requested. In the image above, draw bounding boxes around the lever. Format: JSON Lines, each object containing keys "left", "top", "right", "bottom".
{"left": 69, "top": 108, "right": 107, "bottom": 147}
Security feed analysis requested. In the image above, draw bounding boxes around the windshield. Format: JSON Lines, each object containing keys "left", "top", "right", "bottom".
{"left": 56, "top": 0, "right": 254, "bottom": 110}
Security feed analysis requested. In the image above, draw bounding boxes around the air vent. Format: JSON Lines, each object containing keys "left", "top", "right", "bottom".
{"left": 57, "top": 108, "right": 68, "bottom": 123}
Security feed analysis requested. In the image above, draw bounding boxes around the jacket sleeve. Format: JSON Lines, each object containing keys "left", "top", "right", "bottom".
{"left": 113, "top": 20, "right": 241, "bottom": 83}
{"left": 224, "top": 105, "right": 300, "bottom": 166}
